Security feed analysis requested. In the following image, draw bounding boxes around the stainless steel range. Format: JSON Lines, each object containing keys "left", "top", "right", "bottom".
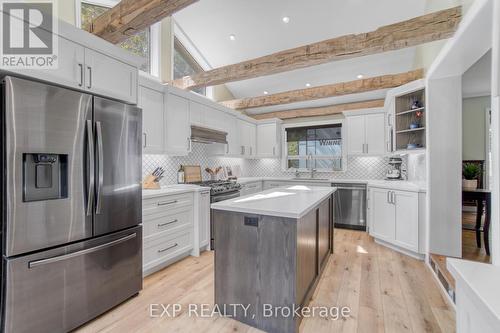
{"left": 192, "top": 180, "right": 241, "bottom": 249}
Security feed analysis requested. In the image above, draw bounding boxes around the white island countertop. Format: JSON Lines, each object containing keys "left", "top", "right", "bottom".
{"left": 211, "top": 185, "right": 336, "bottom": 219}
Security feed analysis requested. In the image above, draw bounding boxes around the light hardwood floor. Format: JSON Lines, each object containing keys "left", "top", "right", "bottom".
{"left": 77, "top": 229, "right": 455, "bottom": 333}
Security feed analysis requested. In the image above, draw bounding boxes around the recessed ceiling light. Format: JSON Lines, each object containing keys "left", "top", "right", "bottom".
{"left": 282, "top": 16, "right": 290, "bottom": 23}
{"left": 229, "top": 34, "right": 236, "bottom": 41}
{"left": 263, "top": 91, "right": 269, "bottom": 95}
{"left": 305, "top": 83, "right": 311, "bottom": 87}
{"left": 357, "top": 74, "right": 364, "bottom": 79}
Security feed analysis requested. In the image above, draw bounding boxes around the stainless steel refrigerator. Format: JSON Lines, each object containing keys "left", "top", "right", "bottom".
{"left": 0, "top": 76, "right": 143, "bottom": 332}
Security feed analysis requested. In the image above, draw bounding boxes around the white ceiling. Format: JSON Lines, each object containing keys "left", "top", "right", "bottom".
{"left": 462, "top": 50, "right": 492, "bottom": 98}
{"left": 173, "top": 0, "right": 427, "bottom": 114}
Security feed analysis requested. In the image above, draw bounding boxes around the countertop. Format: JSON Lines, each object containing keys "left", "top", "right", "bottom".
{"left": 447, "top": 258, "right": 500, "bottom": 323}
{"left": 237, "top": 177, "right": 426, "bottom": 192}
{"left": 211, "top": 185, "right": 336, "bottom": 219}
{"left": 142, "top": 184, "right": 210, "bottom": 199}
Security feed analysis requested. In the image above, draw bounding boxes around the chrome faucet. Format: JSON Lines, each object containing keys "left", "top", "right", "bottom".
{"left": 295, "top": 169, "right": 300, "bottom": 178}
{"left": 308, "top": 154, "right": 316, "bottom": 179}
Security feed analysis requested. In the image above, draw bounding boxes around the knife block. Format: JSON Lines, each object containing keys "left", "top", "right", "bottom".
{"left": 142, "top": 174, "right": 161, "bottom": 189}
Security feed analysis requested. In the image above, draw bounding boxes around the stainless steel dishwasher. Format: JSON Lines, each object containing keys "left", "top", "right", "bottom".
{"left": 331, "top": 183, "right": 367, "bottom": 231}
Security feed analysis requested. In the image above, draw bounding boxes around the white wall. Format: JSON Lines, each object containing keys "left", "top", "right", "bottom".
{"left": 462, "top": 96, "right": 490, "bottom": 160}
{"left": 491, "top": 0, "right": 500, "bottom": 265}
{"left": 427, "top": 76, "right": 463, "bottom": 257}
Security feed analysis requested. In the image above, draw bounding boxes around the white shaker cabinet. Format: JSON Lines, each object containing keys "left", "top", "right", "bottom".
{"left": 189, "top": 101, "right": 207, "bottom": 127}
{"left": 345, "top": 111, "right": 385, "bottom": 155}
{"left": 138, "top": 81, "right": 164, "bottom": 154}
{"left": 394, "top": 190, "right": 419, "bottom": 251}
{"left": 365, "top": 113, "right": 386, "bottom": 155}
{"left": 369, "top": 187, "right": 396, "bottom": 242}
{"left": 192, "top": 189, "right": 211, "bottom": 256}
{"left": 239, "top": 119, "right": 256, "bottom": 157}
{"left": 346, "top": 115, "right": 366, "bottom": 155}
{"left": 256, "top": 120, "right": 282, "bottom": 158}
{"left": 84, "top": 48, "right": 138, "bottom": 104}
{"left": 14, "top": 37, "right": 85, "bottom": 90}
{"left": 165, "top": 92, "right": 191, "bottom": 156}
{"left": 369, "top": 187, "right": 420, "bottom": 254}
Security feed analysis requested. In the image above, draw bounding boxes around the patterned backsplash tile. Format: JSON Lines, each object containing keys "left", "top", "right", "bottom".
{"left": 143, "top": 143, "right": 418, "bottom": 186}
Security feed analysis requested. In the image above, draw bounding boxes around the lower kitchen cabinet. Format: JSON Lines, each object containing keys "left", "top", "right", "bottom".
{"left": 369, "top": 186, "right": 420, "bottom": 255}
{"left": 239, "top": 181, "right": 263, "bottom": 196}
{"left": 263, "top": 180, "right": 331, "bottom": 190}
{"left": 193, "top": 189, "right": 211, "bottom": 255}
{"left": 142, "top": 193, "right": 194, "bottom": 276}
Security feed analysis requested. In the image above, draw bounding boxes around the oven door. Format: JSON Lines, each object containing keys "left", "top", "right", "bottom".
{"left": 210, "top": 191, "right": 240, "bottom": 250}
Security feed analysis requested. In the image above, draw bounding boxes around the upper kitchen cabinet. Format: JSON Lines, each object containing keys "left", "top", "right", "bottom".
{"left": 12, "top": 37, "right": 85, "bottom": 91}
{"left": 189, "top": 101, "right": 208, "bottom": 127}
{"left": 238, "top": 118, "right": 257, "bottom": 157}
{"left": 138, "top": 75, "right": 164, "bottom": 154}
{"left": 165, "top": 91, "right": 191, "bottom": 156}
{"left": 1, "top": 17, "right": 142, "bottom": 105}
{"left": 84, "top": 49, "right": 138, "bottom": 104}
{"left": 345, "top": 110, "right": 385, "bottom": 155}
{"left": 256, "top": 119, "right": 282, "bottom": 158}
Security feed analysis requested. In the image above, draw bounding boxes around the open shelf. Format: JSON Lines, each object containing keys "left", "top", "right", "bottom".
{"left": 395, "top": 88, "right": 426, "bottom": 151}
{"left": 396, "top": 127, "right": 425, "bottom": 134}
{"left": 396, "top": 107, "right": 425, "bottom": 116}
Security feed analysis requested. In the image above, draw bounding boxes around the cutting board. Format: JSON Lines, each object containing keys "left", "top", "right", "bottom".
{"left": 184, "top": 165, "right": 202, "bottom": 183}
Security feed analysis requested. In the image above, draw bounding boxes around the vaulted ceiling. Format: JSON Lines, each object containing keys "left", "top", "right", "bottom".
{"left": 173, "top": 0, "right": 428, "bottom": 114}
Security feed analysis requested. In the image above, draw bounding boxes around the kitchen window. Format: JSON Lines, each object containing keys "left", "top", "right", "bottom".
{"left": 285, "top": 123, "right": 343, "bottom": 171}
{"left": 78, "top": 0, "right": 160, "bottom": 76}
{"left": 173, "top": 37, "right": 207, "bottom": 96}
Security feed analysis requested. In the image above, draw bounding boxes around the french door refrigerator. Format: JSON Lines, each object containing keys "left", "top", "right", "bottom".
{"left": 0, "top": 76, "right": 143, "bottom": 333}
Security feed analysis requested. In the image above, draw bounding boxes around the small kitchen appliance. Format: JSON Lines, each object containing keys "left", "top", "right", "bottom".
{"left": 386, "top": 156, "right": 403, "bottom": 180}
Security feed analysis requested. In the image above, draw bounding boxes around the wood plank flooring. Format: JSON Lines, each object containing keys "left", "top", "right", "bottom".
{"left": 77, "top": 229, "right": 455, "bottom": 333}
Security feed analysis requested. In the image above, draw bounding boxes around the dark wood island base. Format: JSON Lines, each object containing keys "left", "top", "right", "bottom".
{"left": 213, "top": 194, "right": 334, "bottom": 333}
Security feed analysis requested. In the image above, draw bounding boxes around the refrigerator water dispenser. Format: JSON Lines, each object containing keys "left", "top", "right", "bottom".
{"left": 23, "top": 153, "right": 68, "bottom": 202}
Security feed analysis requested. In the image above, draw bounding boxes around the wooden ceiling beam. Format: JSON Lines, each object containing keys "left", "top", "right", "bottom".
{"left": 221, "top": 69, "right": 423, "bottom": 110}
{"left": 89, "top": 0, "right": 198, "bottom": 44}
{"left": 250, "top": 100, "right": 386, "bottom": 120}
{"left": 171, "top": 6, "right": 461, "bottom": 90}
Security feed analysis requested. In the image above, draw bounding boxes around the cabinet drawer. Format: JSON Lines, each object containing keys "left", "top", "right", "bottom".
{"left": 143, "top": 231, "right": 192, "bottom": 269}
{"left": 143, "top": 193, "right": 193, "bottom": 216}
{"left": 143, "top": 207, "right": 192, "bottom": 238}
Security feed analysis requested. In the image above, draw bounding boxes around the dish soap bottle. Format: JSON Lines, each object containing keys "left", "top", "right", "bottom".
{"left": 177, "top": 165, "right": 185, "bottom": 184}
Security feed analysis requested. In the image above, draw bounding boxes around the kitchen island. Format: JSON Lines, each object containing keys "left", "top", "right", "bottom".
{"left": 211, "top": 185, "right": 336, "bottom": 333}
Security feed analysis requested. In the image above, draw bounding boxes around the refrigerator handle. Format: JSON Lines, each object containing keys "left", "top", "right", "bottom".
{"left": 28, "top": 233, "right": 137, "bottom": 268}
{"left": 96, "top": 121, "right": 104, "bottom": 214}
{"left": 86, "top": 120, "right": 95, "bottom": 216}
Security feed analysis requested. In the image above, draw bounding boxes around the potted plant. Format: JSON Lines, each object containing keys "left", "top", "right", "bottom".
{"left": 462, "top": 163, "right": 481, "bottom": 189}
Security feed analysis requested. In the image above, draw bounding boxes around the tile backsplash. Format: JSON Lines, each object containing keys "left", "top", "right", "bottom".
{"left": 143, "top": 143, "right": 424, "bottom": 186}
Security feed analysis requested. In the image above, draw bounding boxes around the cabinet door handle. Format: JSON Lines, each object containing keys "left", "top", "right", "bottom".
{"left": 273, "top": 146, "right": 276, "bottom": 156}
{"left": 143, "top": 133, "right": 147, "bottom": 148}
{"left": 158, "top": 200, "right": 177, "bottom": 206}
{"left": 78, "top": 63, "right": 83, "bottom": 87}
{"left": 158, "top": 219, "right": 177, "bottom": 227}
{"left": 241, "top": 146, "right": 245, "bottom": 155}
{"left": 226, "top": 143, "right": 229, "bottom": 154}
{"left": 187, "top": 137, "right": 192, "bottom": 151}
{"left": 366, "top": 143, "right": 369, "bottom": 154}
{"left": 158, "top": 243, "right": 178, "bottom": 253}
{"left": 392, "top": 192, "right": 396, "bottom": 205}
{"left": 87, "top": 66, "right": 92, "bottom": 89}
{"left": 387, "top": 191, "right": 390, "bottom": 204}
{"left": 201, "top": 191, "right": 210, "bottom": 195}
